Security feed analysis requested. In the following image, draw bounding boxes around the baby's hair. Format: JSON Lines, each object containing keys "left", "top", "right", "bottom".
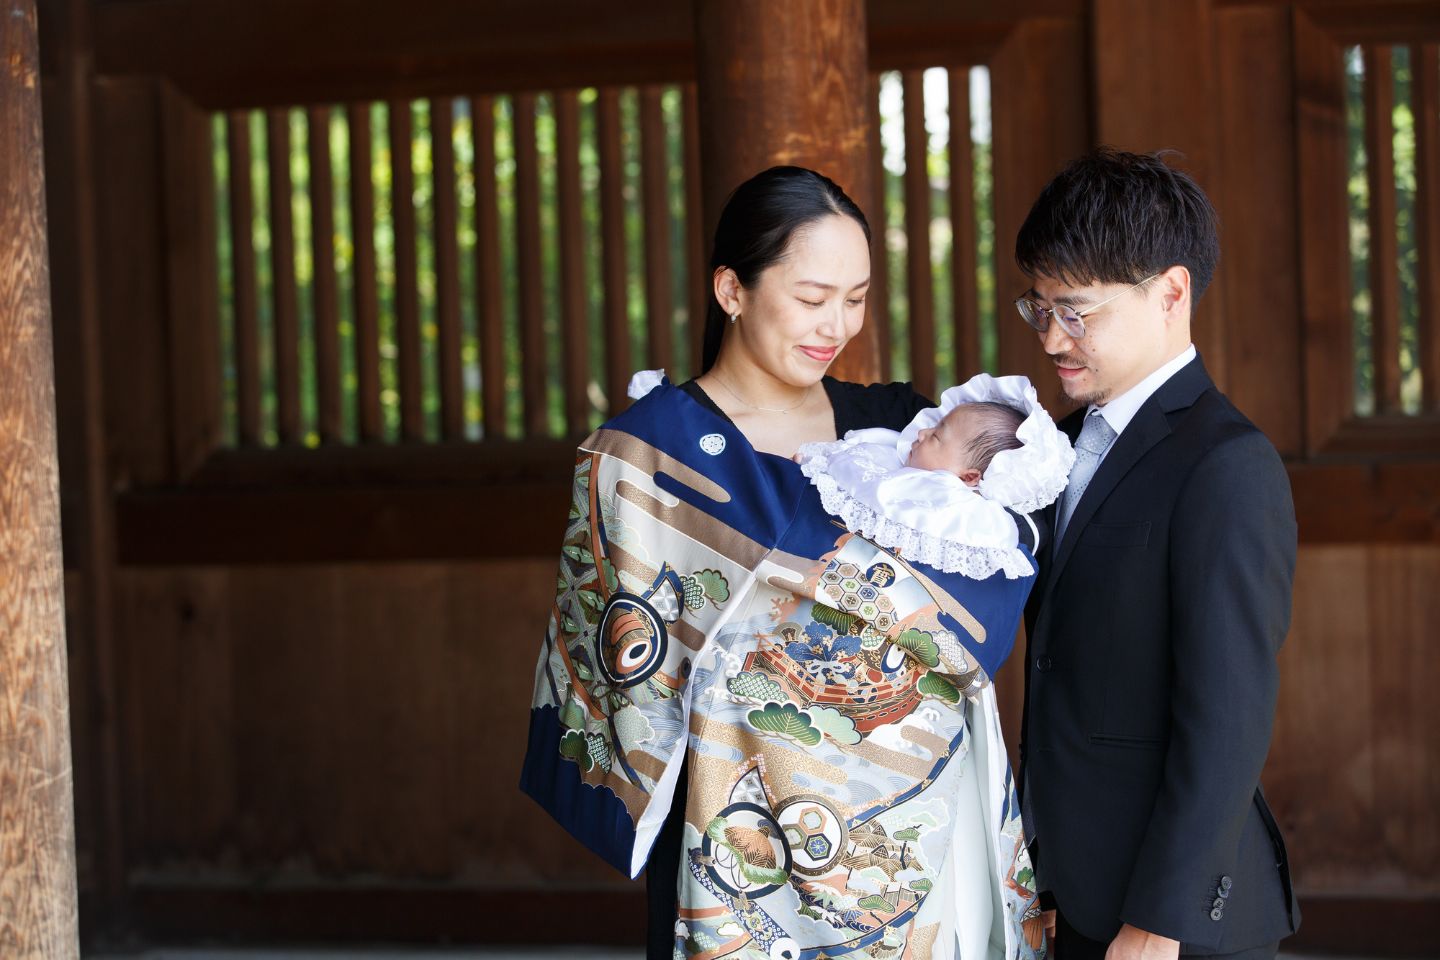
{"left": 958, "top": 401, "right": 1026, "bottom": 474}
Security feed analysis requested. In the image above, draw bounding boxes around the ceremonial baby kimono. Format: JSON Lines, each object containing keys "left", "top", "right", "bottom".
{"left": 521, "top": 374, "right": 1071, "bottom": 960}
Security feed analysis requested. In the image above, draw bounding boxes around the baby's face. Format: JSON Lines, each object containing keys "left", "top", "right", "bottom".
{"left": 906, "top": 406, "right": 985, "bottom": 480}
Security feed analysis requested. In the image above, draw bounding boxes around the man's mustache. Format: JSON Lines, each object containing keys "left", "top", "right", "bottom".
{"left": 1051, "top": 354, "right": 1087, "bottom": 369}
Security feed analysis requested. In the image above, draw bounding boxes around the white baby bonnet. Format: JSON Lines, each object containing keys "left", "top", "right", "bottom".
{"left": 797, "top": 374, "right": 1075, "bottom": 580}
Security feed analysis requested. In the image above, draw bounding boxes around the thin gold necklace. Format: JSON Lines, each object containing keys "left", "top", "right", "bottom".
{"left": 710, "top": 373, "right": 815, "bottom": 414}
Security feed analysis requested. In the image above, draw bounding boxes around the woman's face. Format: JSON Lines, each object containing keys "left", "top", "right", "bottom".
{"left": 720, "top": 214, "right": 870, "bottom": 387}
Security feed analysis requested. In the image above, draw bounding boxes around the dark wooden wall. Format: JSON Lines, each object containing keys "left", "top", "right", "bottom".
{"left": 37, "top": 0, "right": 1440, "bottom": 952}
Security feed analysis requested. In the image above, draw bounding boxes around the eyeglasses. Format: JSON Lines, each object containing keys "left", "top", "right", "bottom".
{"left": 1014, "top": 274, "right": 1161, "bottom": 340}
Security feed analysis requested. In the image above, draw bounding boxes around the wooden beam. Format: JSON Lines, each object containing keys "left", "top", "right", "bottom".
{"left": 901, "top": 69, "right": 935, "bottom": 398}
{"left": 0, "top": 1, "right": 82, "bottom": 953}
{"left": 388, "top": 99, "right": 424, "bottom": 440}
{"left": 346, "top": 103, "right": 383, "bottom": 442}
{"left": 430, "top": 97, "right": 464, "bottom": 440}
{"left": 597, "top": 88, "right": 631, "bottom": 414}
{"left": 948, "top": 66, "right": 981, "bottom": 381}
{"left": 1292, "top": 11, "right": 1354, "bottom": 453}
{"left": 308, "top": 106, "right": 342, "bottom": 443}
{"left": 1363, "top": 45, "right": 1403, "bottom": 413}
{"left": 554, "top": 90, "right": 591, "bottom": 436}
{"left": 693, "top": 0, "right": 878, "bottom": 383}
{"left": 472, "top": 95, "right": 507, "bottom": 438}
{"left": 868, "top": 72, "right": 892, "bottom": 384}
{"left": 682, "top": 83, "right": 707, "bottom": 379}
{"left": 640, "top": 86, "right": 674, "bottom": 375}
{"left": 226, "top": 112, "right": 262, "bottom": 446}
{"left": 513, "top": 93, "right": 548, "bottom": 437}
{"left": 1412, "top": 44, "right": 1440, "bottom": 413}
{"left": 267, "top": 109, "right": 302, "bottom": 444}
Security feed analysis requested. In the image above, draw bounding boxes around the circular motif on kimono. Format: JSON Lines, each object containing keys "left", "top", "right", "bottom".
{"left": 699, "top": 432, "right": 727, "bottom": 455}
{"left": 864, "top": 562, "right": 896, "bottom": 586}
{"left": 700, "top": 801, "right": 793, "bottom": 900}
{"left": 881, "top": 642, "right": 910, "bottom": 674}
{"left": 595, "top": 593, "right": 668, "bottom": 689}
{"left": 775, "top": 794, "right": 846, "bottom": 877}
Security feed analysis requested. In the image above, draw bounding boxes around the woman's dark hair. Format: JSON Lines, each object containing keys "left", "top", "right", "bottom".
{"left": 700, "top": 166, "right": 870, "bottom": 373}
{"left": 1015, "top": 148, "right": 1219, "bottom": 305}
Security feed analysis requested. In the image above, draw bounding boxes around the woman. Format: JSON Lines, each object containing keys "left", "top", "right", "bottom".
{"left": 522, "top": 167, "right": 1045, "bottom": 959}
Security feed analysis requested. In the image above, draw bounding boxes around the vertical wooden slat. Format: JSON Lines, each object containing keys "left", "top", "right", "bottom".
{"left": 307, "top": 106, "right": 342, "bottom": 444}
{"left": 388, "top": 99, "right": 424, "bottom": 440}
{"left": 902, "top": 69, "right": 935, "bottom": 399}
{"left": 868, "top": 73, "right": 892, "bottom": 383}
{"left": 1293, "top": 13, "right": 1353, "bottom": 452}
{"left": 513, "top": 93, "right": 548, "bottom": 437}
{"left": 598, "top": 88, "right": 631, "bottom": 413}
{"left": 266, "top": 110, "right": 301, "bottom": 444}
{"left": 473, "top": 95, "right": 506, "bottom": 438}
{"left": 1414, "top": 44, "right": 1440, "bottom": 413}
{"left": 1363, "top": 45, "right": 1402, "bottom": 413}
{"left": 226, "top": 112, "right": 261, "bottom": 446}
{"left": 683, "top": 84, "right": 707, "bottom": 377}
{"left": 948, "top": 67, "right": 980, "bottom": 379}
{"left": 346, "top": 103, "right": 382, "bottom": 442}
{"left": 430, "top": 97, "right": 464, "bottom": 441}
{"left": 640, "top": 86, "right": 674, "bottom": 374}
{"left": 555, "top": 91, "right": 590, "bottom": 435}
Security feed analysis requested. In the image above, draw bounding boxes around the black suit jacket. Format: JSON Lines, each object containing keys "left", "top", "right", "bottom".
{"left": 1020, "top": 355, "right": 1300, "bottom": 952}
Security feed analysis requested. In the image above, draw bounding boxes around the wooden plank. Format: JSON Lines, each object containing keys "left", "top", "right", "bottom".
{"left": 1366, "top": 546, "right": 1440, "bottom": 886}
{"left": 869, "top": 72, "right": 892, "bottom": 383}
{"left": 430, "top": 97, "right": 464, "bottom": 441}
{"left": 267, "top": 109, "right": 302, "bottom": 444}
{"left": 640, "top": 86, "right": 675, "bottom": 374}
{"left": 1414, "top": 44, "right": 1440, "bottom": 413}
{"left": 1363, "top": 45, "right": 1403, "bottom": 413}
{"left": 308, "top": 106, "right": 342, "bottom": 444}
{"left": 989, "top": 18, "right": 1090, "bottom": 411}
{"left": 1292, "top": 11, "right": 1354, "bottom": 453}
{"left": 1214, "top": 6, "right": 1304, "bottom": 455}
{"left": 597, "top": 88, "right": 631, "bottom": 413}
{"left": 554, "top": 90, "right": 591, "bottom": 435}
{"left": 1092, "top": 0, "right": 1227, "bottom": 389}
{"left": 901, "top": 69, "right": 935, "bottom": 398}
{"left": 513, "top": 93, "right": 549, "bottom": 437}
{"left": 388, "top": 99, "right": 424, "bottom": 440}
{"left": 227, "top": 111, "right": 261, "bottom": 446}
{"left": 346, "top": 103, "right": 383, "bottom": 442}
{"left": 0, "top": 1, "right": 81, "bottom": 948}
{"left": 159, "top": 84, "right": 223, "bottom": 475}
{"left": 947, "top": 66, "right": 980, "bottom": 380}
{"left": 473, "top": 95, "right": 507, "bottom": 439}
{"left": 683, "top": 83, "right": 707, "bottom": 378}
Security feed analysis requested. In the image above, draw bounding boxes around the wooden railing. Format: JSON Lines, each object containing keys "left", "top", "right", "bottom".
{"left": 209, "top": 69, "right": 997, "bottom": 448}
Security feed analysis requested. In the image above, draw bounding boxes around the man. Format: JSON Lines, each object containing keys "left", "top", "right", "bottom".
{"left": 1015, "top": 149, "right": 1300, "bottom": 959}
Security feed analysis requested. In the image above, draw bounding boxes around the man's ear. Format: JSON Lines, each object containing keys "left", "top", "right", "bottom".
{"left": 959, "top": 467, "right": 982, "bottom": 488}
{"left": 1158, "top": 265, "right": 1191, "bottom": 323}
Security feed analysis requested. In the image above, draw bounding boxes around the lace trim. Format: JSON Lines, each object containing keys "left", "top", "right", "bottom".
{"left": 801, "top": 452, "right": 1035, "bottom": 580}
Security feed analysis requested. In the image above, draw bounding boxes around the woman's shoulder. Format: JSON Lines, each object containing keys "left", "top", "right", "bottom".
{"left": 824, "top": 376, "right": 936, "bottom": 433}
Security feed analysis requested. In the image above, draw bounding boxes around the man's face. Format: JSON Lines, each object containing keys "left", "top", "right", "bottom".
{"left": 1026, "top": 275, "right": 1173, "bottom": 406}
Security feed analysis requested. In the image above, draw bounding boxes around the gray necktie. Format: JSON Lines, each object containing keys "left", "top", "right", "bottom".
{"left": 1056, "top": 410, "right": 1118, "bottom": 544}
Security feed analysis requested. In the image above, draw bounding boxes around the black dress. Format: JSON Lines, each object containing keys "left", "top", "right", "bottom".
{"left": 646, "top": 376, "right": 933, "bottom": 959}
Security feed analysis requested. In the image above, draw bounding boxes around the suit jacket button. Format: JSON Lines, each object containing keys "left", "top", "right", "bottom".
{"left": 1220, "top": 875, "right": 1233, "bottom": 891}
{"left": 1217, "top": 886, "right": 1230, "bottom": 899}
{"left": 1213, "top": 896, "right": 1226, "bottom": 910}
{"left": 1210, "top": 907, "right": 1224, "bottom": 922}
{"left": 1035, "top": 656, "right": 1053, "bottom": 672}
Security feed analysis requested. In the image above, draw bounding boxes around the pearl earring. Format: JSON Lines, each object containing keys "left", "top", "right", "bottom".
{"left": 729, "top": 312, "right": 739, "bottom": 324}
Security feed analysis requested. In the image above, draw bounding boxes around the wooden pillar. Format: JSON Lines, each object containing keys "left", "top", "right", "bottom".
{"left": 0, "top": 1, "right": 83, "bottom": 956}
{"left": 693, "top": 0, "right": 879, "bottom": 382}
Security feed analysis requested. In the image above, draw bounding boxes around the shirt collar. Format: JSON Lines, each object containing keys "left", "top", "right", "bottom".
{"left": 1088, "top": 344, "right": 1197, "bottom": 437}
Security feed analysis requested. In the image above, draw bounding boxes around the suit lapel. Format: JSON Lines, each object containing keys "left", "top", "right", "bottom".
{"left": 1043, "top": 355, "right": 1214, "bottom": 597}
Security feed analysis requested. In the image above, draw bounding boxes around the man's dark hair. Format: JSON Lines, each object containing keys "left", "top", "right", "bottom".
{"left": 961, "top": 401, "right": 1025, "bottom": 474}
{"left": 1015, "top": 148, "right": 1219, "bottom": 305}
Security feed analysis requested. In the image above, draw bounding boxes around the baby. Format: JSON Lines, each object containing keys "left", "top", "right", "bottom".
{"left": 906, "top": 400, "right": 1027, "bottom": 487}
{"left": 796, "top": 374, "right": 1073, "bottom": 579}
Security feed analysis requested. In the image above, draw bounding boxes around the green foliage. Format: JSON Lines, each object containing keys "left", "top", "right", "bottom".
{"left": 746, "top": 702, "right": 822, "bottom": 747}
{"left": 895, "top": 629, "right": 940, "bottom": 668}
{"left": 692, "top": 568, "right": 730, "bottom": 605}
{"left": 917, "top": 671, "right": 960, "bottom": 704}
